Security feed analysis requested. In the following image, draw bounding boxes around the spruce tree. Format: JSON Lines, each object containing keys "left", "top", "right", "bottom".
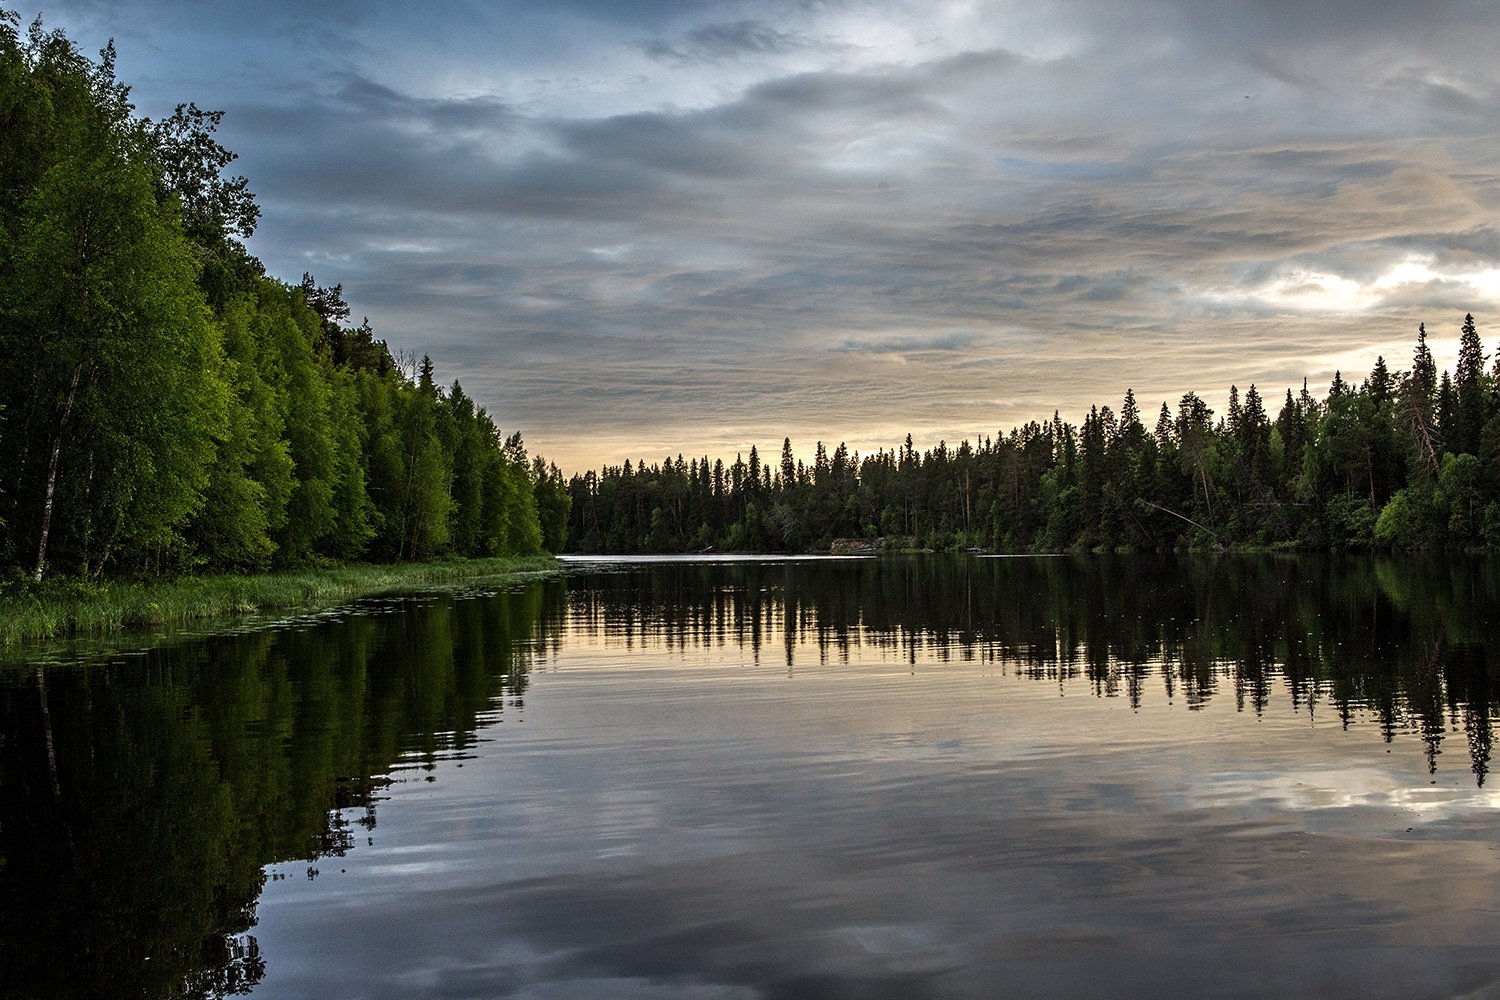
{"left": 1402, "top": 324, "right": 1441, "bottom": 478}
{"left": 1454, "top": 313, "right": 1487, "bottom": 455}
{"left": 1366, "top": 356, "right": 1393, "bottom": 408}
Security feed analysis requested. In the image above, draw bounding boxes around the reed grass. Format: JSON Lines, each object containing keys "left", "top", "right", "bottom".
{"left": 0, "top": 556, "right": 562, "bottom": 647}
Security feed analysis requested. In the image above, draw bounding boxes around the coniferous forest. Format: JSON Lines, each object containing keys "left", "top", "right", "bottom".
{"left": 566, "top": 319, "right": 1500, "bottom": 554}
{"left": 0, "top": 13, "right": 570, "bottom": 583}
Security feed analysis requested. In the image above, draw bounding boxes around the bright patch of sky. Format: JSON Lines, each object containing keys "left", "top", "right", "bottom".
{"left": 1212, "top": 255, "right": 1500, "bottom": 315}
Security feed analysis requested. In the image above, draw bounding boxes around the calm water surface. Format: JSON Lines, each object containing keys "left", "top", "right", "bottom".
{"left": 3, "top": 554, "right": 1500, "bottom": 999}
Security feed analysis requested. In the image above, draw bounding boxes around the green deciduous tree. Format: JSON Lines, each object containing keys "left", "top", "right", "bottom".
{"left": 1, "top": 121, "right": 226, "bottom": 578}
{"left": 0, "top": 11, "right": 567, "bottom": 583}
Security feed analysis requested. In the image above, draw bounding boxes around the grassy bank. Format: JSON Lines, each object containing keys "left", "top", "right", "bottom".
{"left": 0, "top": 556, "right": 562, "bottom": 647}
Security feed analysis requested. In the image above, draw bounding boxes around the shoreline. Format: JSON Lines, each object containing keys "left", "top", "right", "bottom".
{"left": 0, "top": 556, "right": 563, "bottom": 647}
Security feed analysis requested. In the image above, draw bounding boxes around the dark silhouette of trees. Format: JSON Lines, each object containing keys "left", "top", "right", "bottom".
{"left": 569, "top": 320, "right": 1500, "bottom": 554}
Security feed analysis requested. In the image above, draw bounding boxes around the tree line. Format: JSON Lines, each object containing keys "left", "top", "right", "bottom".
{"left": 0, "top": 12, "right": 568, "bottom": 583}
{"left": 567, "top": 318, "right": 1500, "bottom": 553}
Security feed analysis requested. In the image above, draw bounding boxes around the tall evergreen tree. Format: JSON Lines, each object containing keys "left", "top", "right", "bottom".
{"left": 1454, "top": 313, "right": 1487, "bottom": 456}
{"left": 1366, "top": 355, "right": 1393, "bottom": 408}
{"left": 1402, "top": 324, "right": 1442, "bottom": 478}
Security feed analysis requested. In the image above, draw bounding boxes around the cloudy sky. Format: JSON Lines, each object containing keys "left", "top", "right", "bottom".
{"left": 22, "top": 0, "right": 1500, "bottom": 471}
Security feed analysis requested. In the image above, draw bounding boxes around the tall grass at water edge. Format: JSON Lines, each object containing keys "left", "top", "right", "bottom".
{"left": 0, "top": 556, "right": 562, "bottom": 647}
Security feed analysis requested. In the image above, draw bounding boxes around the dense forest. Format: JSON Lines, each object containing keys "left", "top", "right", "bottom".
{"left": 567, "top": 319, "right": 1500, "bottom": 553}
{"left": 0, "top": 12, "right": 568, "bottom": 583}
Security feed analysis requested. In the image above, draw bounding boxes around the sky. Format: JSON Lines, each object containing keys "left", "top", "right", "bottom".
{"left": 18, "top": 0, "right": 1500, "bottom": 472}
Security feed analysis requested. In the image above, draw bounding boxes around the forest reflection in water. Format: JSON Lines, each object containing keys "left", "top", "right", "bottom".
{"left": 563, "top": 553, "right": 1498, "bottom": 782}
{"left": 0, "top": 584, "right": 557, "bottom": 999}
{"left": 0, "top": 554, "right": 1497, "bottom": 999}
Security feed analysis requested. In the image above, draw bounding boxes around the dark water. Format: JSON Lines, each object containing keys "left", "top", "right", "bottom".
{"left": 3, "top": 554, "right": 1500, "bottom": 999}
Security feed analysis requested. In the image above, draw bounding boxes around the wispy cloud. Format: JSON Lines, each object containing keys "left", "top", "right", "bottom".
{"left": 639, "top": 19, "right": 830, "bottom": 64}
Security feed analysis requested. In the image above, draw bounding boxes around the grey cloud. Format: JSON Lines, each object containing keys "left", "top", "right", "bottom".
{"left": 241, "top": 49, "right": 1003, "bottom": 245}
{"left": 240, "top": 59, "right": 951, "bottom": 228}
{"left": 1243, "top": 149, "right": 1403, "bottom": 180}
{"left": 640, "top": 19, "right": 824, "bottom": 63}
{"left": 745, "top": 68, "right": 945, "bottom": 118}
{"left": 1068, "top": 0, "right": 1500, "bottom": 55}
{"left": 553, "top": 111, "right": 781, "bottom": 179}
{"left": 236, "top": 88, "right": 673, "bottom": 226}
{"left": 1390, "top": 228, "right": 1500, "bottom": 263}
{"left": 548, "top": 51, "right": 1026, "bottom": 184}
{"left": 998, "top": 131, "right": 1132, "bottom": 162}
{"left": 233, "top": 72, "right": 518, "bottom": 153}
{"left": 1076, "top": 275, "right": 1148, "bottom": 303}
{"left": 327, "top": 73, "right": 520, "bottom": 134}
{"left": 917, "top": 47, "right": 1024, "bottom": 84}
{"left": 488, "top": 156, "right": 672, "bottom": 218}
{"left": 1383, "top": 69, "right": 1500, "bottom": 121}
{"left": 830, "top": 332, "right": 986, "bottom": 354}
{"left": 1239, "top": 51, "right": 1329, "bottom": 93}
{"left": 530, "top": 0, "right": 727, "bottom": 27}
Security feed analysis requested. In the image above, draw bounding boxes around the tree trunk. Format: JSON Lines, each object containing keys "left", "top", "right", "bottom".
{"left": 1410, "top": 405, "right": 1440, "bottom": 476}
{"left": 33, "top": 362, "right": 85, "bottom": 583}
{"left": 1197, "top": 460, "right": 1215, "bottom": 527}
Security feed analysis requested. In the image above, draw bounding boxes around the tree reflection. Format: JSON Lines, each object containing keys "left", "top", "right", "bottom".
{"left": 557, "top": 554, "right": 1500, "bottom": 782}
{"left": 0, "top": 581, "right": 563, "bottom": 999}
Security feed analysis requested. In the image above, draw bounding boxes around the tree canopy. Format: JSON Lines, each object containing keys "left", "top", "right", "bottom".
{"left": 0, "top": 11, "right": 564, "bottom": 581}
